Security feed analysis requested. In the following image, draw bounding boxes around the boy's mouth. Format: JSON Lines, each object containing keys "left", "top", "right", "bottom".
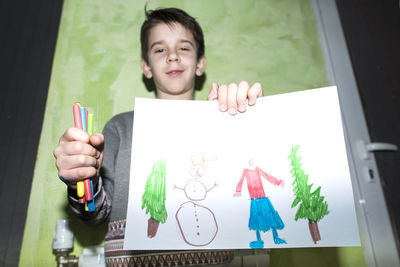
{"left": 166, "top": 70, "right": 183, "bottom": 77}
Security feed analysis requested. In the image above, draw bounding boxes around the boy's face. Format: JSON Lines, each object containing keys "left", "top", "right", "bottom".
{"left": 141, "top": 23, "right": 206, "bottom": 100}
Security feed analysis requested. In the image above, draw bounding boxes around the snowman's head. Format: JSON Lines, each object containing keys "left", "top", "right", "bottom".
{"left": 190, "top": 164, "right": 205, "bottom": 179}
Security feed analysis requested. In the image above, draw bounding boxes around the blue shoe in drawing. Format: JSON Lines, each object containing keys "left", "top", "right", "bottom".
{"left": 272, "top": 228, "right": 287, "bottom": 244}
{"left": 273, "top": 236, "right": 287, "bottom": 244}
{"left": 249, "top": 240, "right": 264, "bottom": 249}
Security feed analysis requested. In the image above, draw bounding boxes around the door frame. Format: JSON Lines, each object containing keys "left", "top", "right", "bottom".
{"left": 311, "top": 1, "right": 400, "bottom": 266}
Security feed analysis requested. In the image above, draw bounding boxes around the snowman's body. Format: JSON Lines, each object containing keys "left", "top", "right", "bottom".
{"left": 176, "top": 199, "right": 218, "bottom": 246}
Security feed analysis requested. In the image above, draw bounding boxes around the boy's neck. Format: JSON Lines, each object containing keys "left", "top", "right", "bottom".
{"left": 156, "top": 89, "right": 194, "bottom": 100}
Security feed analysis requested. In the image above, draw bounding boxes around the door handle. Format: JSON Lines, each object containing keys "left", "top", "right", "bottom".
{"left": 358, "top": 141, "right": 399, "bottom": 160}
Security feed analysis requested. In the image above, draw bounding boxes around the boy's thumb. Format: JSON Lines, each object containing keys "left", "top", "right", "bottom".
{"left": 89, "top": 133, "right": 104, "bottom": 149}
{"left": 207, "top": 82, "right": 219, "bottom": 101}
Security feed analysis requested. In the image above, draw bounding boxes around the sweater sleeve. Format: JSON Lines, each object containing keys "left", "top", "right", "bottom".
{"left": 235, "top": 169, "right": 247, "bottom": 192}
{"left": 67, "top": 116, "right": 121, "bottom": 226}
{"left": 258, "top": 167, "right": 282, "bottom": 186}
{"left": 67, "top": 177, "right": 111, "bottom": 226}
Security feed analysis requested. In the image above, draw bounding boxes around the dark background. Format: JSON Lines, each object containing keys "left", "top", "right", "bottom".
{"left": 0, "top": 0, "right": 398, "bottom": 265}
{"left": 335, "top": 0, "right": 400, "bottom": 252}
{"left": 0, "top": 0, "right": 64, "bottom": 266}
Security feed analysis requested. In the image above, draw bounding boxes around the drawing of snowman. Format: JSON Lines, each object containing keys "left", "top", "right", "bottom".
{"left": 173, "top": 154, "right": 218, "bottom": 247}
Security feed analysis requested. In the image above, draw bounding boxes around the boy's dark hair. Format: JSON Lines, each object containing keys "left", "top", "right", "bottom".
{"left": 141, "top": 7, "right": 205, "bottom": 63}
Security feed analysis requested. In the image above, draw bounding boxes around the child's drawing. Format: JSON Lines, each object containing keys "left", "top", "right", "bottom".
{"left": 141, "top": 159, "right": 167, "bottom": 238}
{"left": 125, "top": 88, "right": 361, "bottom": 250}
{"left": 173, "top": 154, "right": 218, "bottom": 246}
{"left": 234, "top": 159, "right": 286, "bottom": 248}
{"left": 289, "top": 145, "right": 329, "bottom": 244}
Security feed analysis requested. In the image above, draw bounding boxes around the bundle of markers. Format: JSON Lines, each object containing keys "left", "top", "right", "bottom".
{"left": 73, "top": 103, "right": 95, "bottom": 212}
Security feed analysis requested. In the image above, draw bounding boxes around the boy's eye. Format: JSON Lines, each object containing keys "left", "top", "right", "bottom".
{"left": 180, "top": 47, "right": 190, "bottom": 51}
{"left": 154, "top": 48, "right": 165, "bottom": 53}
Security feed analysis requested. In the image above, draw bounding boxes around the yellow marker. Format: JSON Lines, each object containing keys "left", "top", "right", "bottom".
{"left": 88, "top": 114, "right": 94, "bottom": 135}
{"left": 85, "top": 202, "right": 88, "bottom": 211}
{"left": 77, "top": 182, "right": 85, "bottom": 198}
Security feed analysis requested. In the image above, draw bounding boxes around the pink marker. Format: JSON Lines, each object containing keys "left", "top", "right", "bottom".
{"left": 73, "top": 103, "right": 82, "bottom": 129}
{"left": 84, "top": 179, "right": 93, "bottom": 201}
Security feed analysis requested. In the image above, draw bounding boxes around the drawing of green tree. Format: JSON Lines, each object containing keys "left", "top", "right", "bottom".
{"left": 141, "top": 159, "right": 167, "bottom": 238}
{"left": 289, "top": 145, "right": 329, "bottom": 244}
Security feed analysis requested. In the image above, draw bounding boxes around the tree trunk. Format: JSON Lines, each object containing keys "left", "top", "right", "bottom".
{"left": 147, "top": 217, "right": 160, "bottom": 238}
{"left": 308, "top": 220, "right": 321, "bottom": 244}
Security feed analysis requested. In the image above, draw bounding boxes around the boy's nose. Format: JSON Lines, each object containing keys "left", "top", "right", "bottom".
{"left": 167, "top": 52, "right": 179, "bottom": 62}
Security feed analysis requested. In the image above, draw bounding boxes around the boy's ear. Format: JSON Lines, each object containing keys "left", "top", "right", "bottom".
{"left": 195, "top": 56, "right": 206, "bottom": 76}
{"left": 141, "top": 59, "right": 153, "bottom": 79}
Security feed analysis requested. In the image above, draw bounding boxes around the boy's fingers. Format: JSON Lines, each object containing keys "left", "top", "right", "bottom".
{"left": 207, "top": 82, "right": 219, "bottom": 101}
{"left": 57, "top": 154, "right": 98, "bottom": 170}
{"left": 237, "top": 81, "right": 250, "bottom": 113}
{"left": 217, "top": 84, "right": 228, "bottom": 112}
{"left": 58, "top": 167, "right": 98, "bottom": 182}
{"left": 60, "top": 127, "right": 90, "bottom": 143}
{"left": 62, "top": 141, "right": 99, "bottom": 157}
{"left": 248, "top": 82, "right": 263, "bottom": 106}
{"left": 227, "top": 83, "right": 238, "bottom": 115}
{"left": 213, "top": 81, "right": 263, "bottom": 114}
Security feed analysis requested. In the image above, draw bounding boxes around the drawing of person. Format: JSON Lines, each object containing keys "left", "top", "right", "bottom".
{"left": 234, "top": 159, "right": 286, "bottom": 248}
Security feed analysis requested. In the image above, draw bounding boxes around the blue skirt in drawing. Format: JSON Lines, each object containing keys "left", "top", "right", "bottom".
{"left": 248, "top": 197, "right": 284, "bottom": 232}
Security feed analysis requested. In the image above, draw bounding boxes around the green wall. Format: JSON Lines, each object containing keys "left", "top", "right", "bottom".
{"left": 19, "top": 0, "right": 366, "bottom": 266}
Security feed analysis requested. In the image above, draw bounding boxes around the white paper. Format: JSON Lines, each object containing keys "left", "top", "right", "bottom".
{"left": 124, "top": 86, "right": 360, "bottom": 250}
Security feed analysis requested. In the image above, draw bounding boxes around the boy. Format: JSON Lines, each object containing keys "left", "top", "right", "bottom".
{"left": 54, "top": 7, "right": 263, "bottom": 266}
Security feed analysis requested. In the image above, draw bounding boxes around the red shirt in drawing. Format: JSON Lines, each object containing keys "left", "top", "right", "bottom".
{"left": 236, "top": 167, "right": 283, "bottom": 199}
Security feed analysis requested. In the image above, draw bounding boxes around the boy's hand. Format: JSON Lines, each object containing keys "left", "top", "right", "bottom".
{"left": 233, "top": 191, "right": 242, "bottom": 197}
{"left": 53, "top": 127, "right": 104, "bottom": 189}
{"left": 207, "top": 81, "right": 263, "bottom": 115}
